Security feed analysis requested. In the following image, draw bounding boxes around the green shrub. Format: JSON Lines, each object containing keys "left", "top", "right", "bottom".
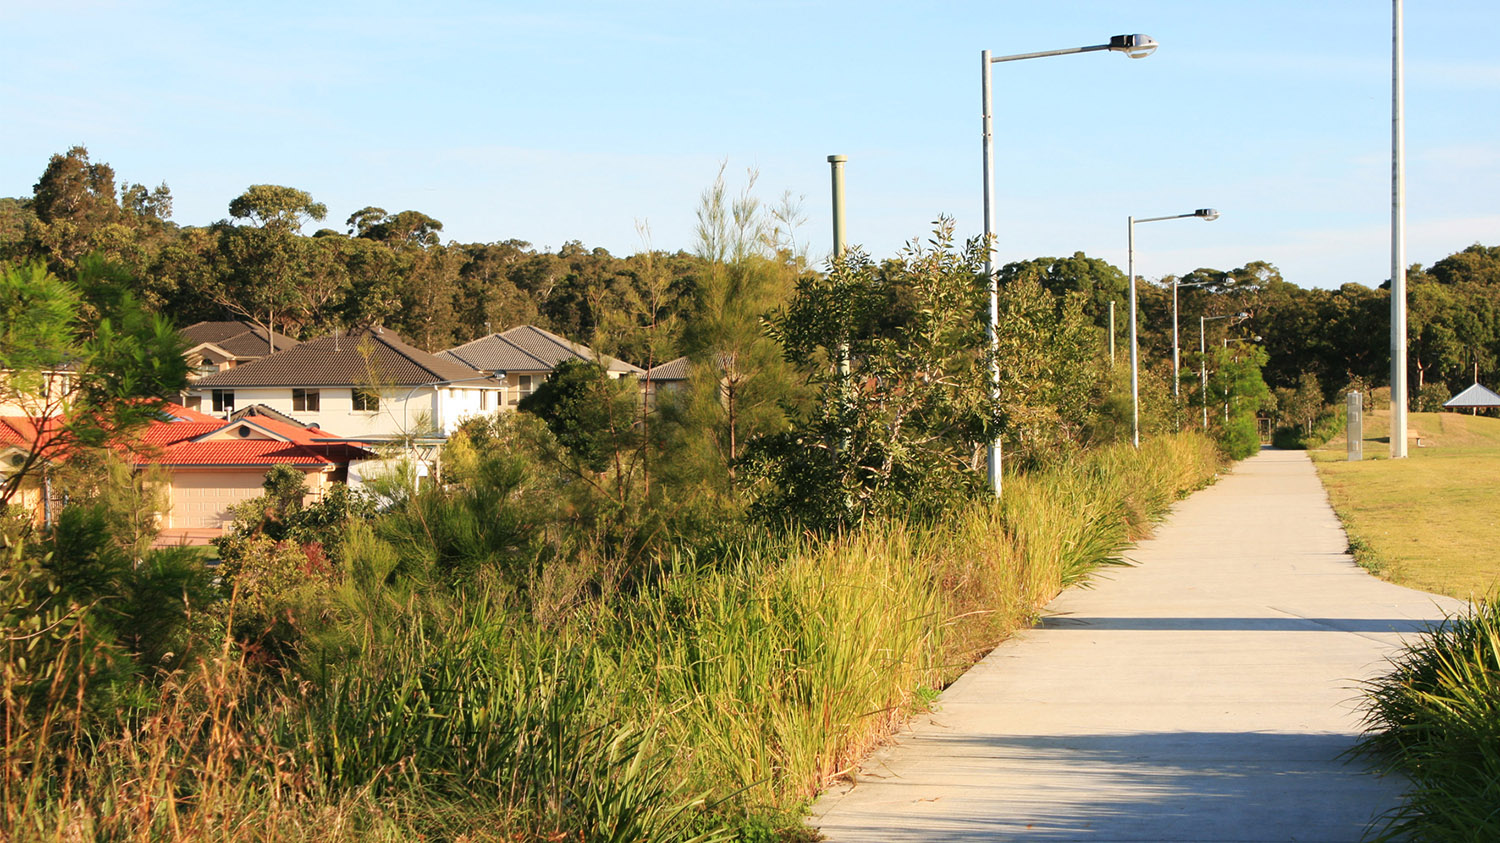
{"left": 1359, "top": 595, "right": 1500, "bottom": 841}
{"left": 1272, "top": 405, "right": 1345, "bottom": 450}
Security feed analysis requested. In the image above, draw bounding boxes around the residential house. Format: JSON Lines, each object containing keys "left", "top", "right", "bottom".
{"left": 188, "top": 327, "right": 504, "bottom": 440}
{"left": 138, "top": 403, "right": 372, "bottom": 543}
{"left": 2, "top": 404, "right": 372, "bottom": 541}
{"left": 641, "top": 356, "right": 691, "bottom": 405}
{"left": 0, "top": 415, "right": 57, "bottom": 520}
{"left": 180, "top": 320, "right": 301, "bottom": 380}
{"left": 440, "top": 325, "right": 645, "bottom": 407}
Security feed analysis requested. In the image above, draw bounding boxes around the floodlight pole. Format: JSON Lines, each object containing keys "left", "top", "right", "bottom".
{"left": 1390, "top": 0, "right": 1409, "bottom": 458}
{"left": 982, "top": 33, "right": 1157, "bottom": 496}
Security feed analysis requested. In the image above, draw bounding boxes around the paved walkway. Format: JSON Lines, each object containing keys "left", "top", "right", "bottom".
{"left": 811, "top": 449, "right": 1468, "bottom": 842}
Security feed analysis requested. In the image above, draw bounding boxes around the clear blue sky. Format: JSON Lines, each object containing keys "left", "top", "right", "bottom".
{"left": 5, "top": 1, "right": 1497, "bottom": 290}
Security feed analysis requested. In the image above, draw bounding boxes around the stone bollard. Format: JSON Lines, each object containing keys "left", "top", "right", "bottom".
{"left": 1347, "top": 391, "right": 1363, "bottom": 461}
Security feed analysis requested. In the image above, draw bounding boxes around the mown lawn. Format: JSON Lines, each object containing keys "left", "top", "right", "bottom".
{"left": 1311, "top": 408, "right": 1500, "bottom": 600}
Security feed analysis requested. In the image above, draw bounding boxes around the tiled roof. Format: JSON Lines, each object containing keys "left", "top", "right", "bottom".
{"left": 0, "top": 417, "right": 41, "bottom": 449}
{"left": 440, "top": 335, "right": 552, "bottom": 372}
{"left": 194, "top": 328, "right": 481, "bottom": 388}
{"left": 142, "top": 403, "right": 372, "bottom": 467}
{"left": 643, "top": 356, "right": 691, "bottom": 381}
{"left": 181, "top": 321, "right": 299, "bottom": 358}
{"left": 230, "top": 404, "right": 310, "bottom": 428}
{"left": 151, "top": 440, "right": 338, "bottom": 466}
{"left": 440, "top": 326, "right": 644, "bottom": 375}
{"left": 2, "top": 403, "right": 371, "bottom": 468}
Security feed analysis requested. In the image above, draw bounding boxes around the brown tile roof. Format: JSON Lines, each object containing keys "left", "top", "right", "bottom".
{"left": 181, "top": 321, "right": 299, "bottom": 358}
{"left": 440, "top": 335, "right": 553, "bottom": 373}
{"left": 194, "top": 327, "right": 484, "bottom": 388}
{"left": 441, "top": 326, "right": 643, "bottom": 375}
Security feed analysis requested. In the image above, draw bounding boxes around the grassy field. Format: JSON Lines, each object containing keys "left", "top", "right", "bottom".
{"left": 1311, "top": 407, "right": 1500, "bottom": 600}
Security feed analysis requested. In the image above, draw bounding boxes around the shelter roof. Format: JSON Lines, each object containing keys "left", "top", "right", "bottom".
{"left": 1444, "top": 382, "right": 1500, "bottom": 408}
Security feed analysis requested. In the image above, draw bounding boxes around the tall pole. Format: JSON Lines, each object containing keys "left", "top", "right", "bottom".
{"left": 1171, "top": 280, "right": 1181, "bottom": 400}
{"left": 1390, "top": 0, "right": 1409, "bottom": 458}
{"left": 1128, "top": 217, "right": 1139, "bottom": 448}
{"left": 1200, "top": 316, "right": 1209, "bottom": 430}
{"left": 1109, "top": 301, "right": 1116, "bottom": 367}
{"left": 828, "top": 155, "right": 847, "bottom": 258}
{"left": 981, "top": 51, "right": 1002, "bottom": 497}
{"left": 829, "top": 155, "right": 852, "bottom": 467}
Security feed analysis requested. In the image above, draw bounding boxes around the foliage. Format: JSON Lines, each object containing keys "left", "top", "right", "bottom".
{"left": 1206, "top": 343, "right": 1272, "bottom": 459}
{"left": 0, "top": 260, "right": 188, "bottom": 508}
{"left": 744, "top": 220, "right": 1001, "bottom": 530}
{"left": 1417, "top": 381, "right": 1452, "bottom": 413}
{"left": 993, "top": 270, "right": 1107, "bottom": 467}
{"left": 520, "top": 359, "right": 639, "bottom": 475}
{"left": 1358, "top": 596, "right": 1500, "bottom": 842}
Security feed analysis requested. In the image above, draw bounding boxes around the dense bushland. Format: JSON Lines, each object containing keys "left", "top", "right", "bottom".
{"left": 2, "top": 434, "right": 1217, "bottom": 841}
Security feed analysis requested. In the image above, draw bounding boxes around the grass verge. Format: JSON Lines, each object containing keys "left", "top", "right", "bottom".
{"left": 1311, "top": 409, "right": 1500, "bottom": 599}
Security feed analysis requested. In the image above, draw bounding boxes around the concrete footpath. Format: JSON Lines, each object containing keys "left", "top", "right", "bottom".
{"left": 811, "top": 449, "right": 1468, "bottom": 842}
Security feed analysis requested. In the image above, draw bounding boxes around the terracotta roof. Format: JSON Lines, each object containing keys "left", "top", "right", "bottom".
{"left": 0, "top": 417, "right": 41, "bottom": 449}
{"left": 440, "top": 326, "right": 643, "bottom": 375}
{"left": 141, "top": 403, "right": 371, "bottom": 467}
{"left": 181, "top": 321, "right": 299, "bottom": 358}
{"left": 194, "top": 328, "right": 481, "bottom": 388}
{"left": 151, "top": 440, "right": 345, "bottom": 467}
{"left": 1, "top": 403, "right": 371, "bottom": 468}
{"left": 643, "top": 356, "right": 691, "bottom": 382}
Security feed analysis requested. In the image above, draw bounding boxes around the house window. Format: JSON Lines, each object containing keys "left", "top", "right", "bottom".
{"left": 292, "top": 388, "right": 320, "bottom": 412}
{"left": 479, "top": 389, "right": 489, "bottom": 411}
{"left": 351, "top": 388, "right": 380, "bottom": 412}
{"left": 519, "top": 375, "right": 533, "bottom": 396}
{"left": 211, "top": 389, "right": 235, "bottom": 413}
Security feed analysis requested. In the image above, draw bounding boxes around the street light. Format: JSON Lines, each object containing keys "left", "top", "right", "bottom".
{"left": 982, "top": 33, "right": 1157, "bottom": 497}
{"left": 1220, "top": 335, "right": 1262, "bottom": 425}
{"left": 1199, "top": 311, "right": 1249, "bottom": 430}
{"left": 1172, "top": 269, "right": 1233, "bottom": 405}
{"left": 1128, "top": 208, "right": 1218, "bottom": 447}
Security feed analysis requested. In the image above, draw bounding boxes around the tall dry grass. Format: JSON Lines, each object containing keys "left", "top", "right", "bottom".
{"left": 2, "top": 433, "right": 1218, "bottom": 841}
{"left": 589, "top": 434, "right": 1219, "bottom": 820}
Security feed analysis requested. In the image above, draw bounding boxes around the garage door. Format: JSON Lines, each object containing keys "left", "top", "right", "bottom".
{"left": 169, "top": 472, "right": 266, "bottom": 529}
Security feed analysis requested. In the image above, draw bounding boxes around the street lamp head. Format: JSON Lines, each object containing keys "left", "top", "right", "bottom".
{"left": 1195, "top": 208, "right": 1219, "bottom": 221}
{"left": 1109, "top": 34, "right": 1158, "bottom": 59}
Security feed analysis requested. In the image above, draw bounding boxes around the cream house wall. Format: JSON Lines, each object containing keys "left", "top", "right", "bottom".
{"left": 188, "top": 384, "right": 505, "bottom": 439}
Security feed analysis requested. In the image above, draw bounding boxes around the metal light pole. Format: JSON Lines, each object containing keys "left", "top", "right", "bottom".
{"left": 982, "top": 33, "right": 1157, "bottom": 496}
{"left": 1390, "top": 0, "right": 1409, "bottom": 458}
{"left": 1198, "top": 312, "right": 1248, "bottom": 431}
{"left": 1172, "top": 267, "right": 1228, "bottom": 401}
{"left": 1127, "top": 208, "right": 1217, "bottom": 447}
